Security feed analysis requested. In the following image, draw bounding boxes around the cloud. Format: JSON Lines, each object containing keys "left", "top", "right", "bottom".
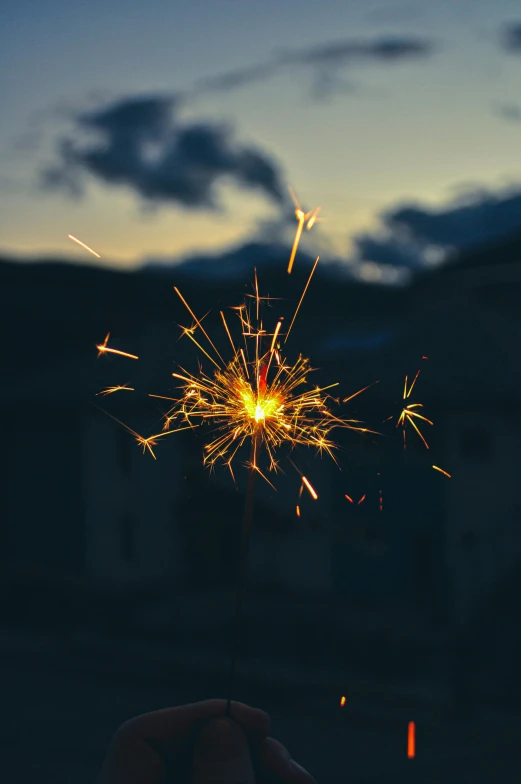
{"left": 196, "top": 63, "right": 277, "bottom": 94}
{"left": 195, "top": 35, "right": 435, "bottom": 99}
{"left": 277, "top": 36, "right": 434, "bottom": 68}
{"left": 501, "top": 22, "right": 521, "bottom": 53}
{"left": 42, "top": 95, "right": 287, "bottom": 210}
{"left": 351, "top": 187, "right": 521, "bottom": 272}
{"left": 497, "top": 103, "right": 521, "bottom": 122}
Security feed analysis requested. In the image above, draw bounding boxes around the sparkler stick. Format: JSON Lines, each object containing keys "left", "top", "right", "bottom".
{"left": 226, "top": 428, "right": 261, "bottom": 716}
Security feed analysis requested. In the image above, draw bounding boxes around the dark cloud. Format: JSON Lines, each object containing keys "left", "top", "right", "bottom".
{"left": 196, "top": 63, "right": 277, "bottom": 94}
{"left": 497, "top": 103, "right": 521, "bottom": 122}
{"left": 352, "top": 187, "right": 521, "bottom": 270}
{"left": 353, "top": 234, "right": 421, "bottom": 269}
{"left": 42, "top": 95, "right": 287, "bottom": 209}
{"left": 196, "top": 35, "right": 435, "bottom": 99}
{"left": 387, "top": 190, "right": 521, "bottom": 248}
{"left": 501, "top": 22, "right": 521, "bottom": 53}
{"left": 278, "top": 36, "right": 433, "bottom": 67}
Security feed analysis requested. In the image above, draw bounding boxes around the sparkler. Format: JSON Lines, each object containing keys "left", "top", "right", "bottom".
{"left": 147, "top": 268, "right": 372, "bottom": 486}
{"left": 85, "top": 195, "right": 453, "bottom": 716}
{"left": 130, "top": 262, "right": 374, "bottom": 711}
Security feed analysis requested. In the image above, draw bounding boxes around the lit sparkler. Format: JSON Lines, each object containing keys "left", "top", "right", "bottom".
{"left": 146, "top": 266, "right": 373, "bottom": 485}
{"left": 287, "top": 187, "right": 322, "bottom": 274}
{"left": 93, "top": 255, "right": 375, "bottom": 715}
{"left": 141, "top": 263, "right": 373, "bottom": 712}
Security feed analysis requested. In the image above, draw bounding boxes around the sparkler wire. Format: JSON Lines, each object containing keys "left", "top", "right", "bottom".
{"left": 226, "top": 428, "right": 261, "bottom": 716}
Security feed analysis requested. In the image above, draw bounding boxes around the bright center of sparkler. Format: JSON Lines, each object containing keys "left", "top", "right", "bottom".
{"left": 241, "top": 388, "right": 279, "bottom": 423}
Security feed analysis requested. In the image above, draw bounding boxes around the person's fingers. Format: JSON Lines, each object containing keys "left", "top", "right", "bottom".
{"left": 125, "top": 700, "right": 270, "bottom": 743}
{"left": 98, "top": 700, "right": 270, "bottom": 784}
{"left": 98, "top": 731, "right": 164, "bottom": 784}
{"left": 191, "top": 717, "right": 256, "bottom": 784}
{"left": 256, "top": 737, "right": 316, "bottom": 784}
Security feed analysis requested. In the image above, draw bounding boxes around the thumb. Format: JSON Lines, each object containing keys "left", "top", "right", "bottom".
{"left": 191, "top": 717, "right": 256, "bottom": 784}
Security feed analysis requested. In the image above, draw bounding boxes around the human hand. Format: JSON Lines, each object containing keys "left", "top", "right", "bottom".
{"left": 98, "top": 698, "right": 316, "bottom": 784}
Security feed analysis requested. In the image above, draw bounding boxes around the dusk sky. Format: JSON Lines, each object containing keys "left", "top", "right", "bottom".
{"left": 2, "top": 0, "right": 521, "bottom": 282}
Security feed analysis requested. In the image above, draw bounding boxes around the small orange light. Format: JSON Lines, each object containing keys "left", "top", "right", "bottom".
{"left": 340, "top": 696, "right": 346, "bottom": 707}
{"left": 296, "top": 505, "right": 300, "bottom": 517}
{"left": 407, "top": 721, "right": 415, "bottom": 758}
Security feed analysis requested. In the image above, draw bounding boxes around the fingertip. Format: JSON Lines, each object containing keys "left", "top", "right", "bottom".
{"left": 229, "top": 701, "right": 271, "bottom": 738}
{"left": 259, "top": 737, "right": 316, "bottom": 784}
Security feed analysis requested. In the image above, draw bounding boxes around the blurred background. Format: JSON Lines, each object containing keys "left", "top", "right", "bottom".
{"left": 2, "top": 1, "right": 521, "bottom": 782}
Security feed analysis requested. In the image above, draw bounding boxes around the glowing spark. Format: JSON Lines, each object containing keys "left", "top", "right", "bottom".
{"left": 345, "top": 493, "right": 354, "bottom": 503}
{"left": 302, "top": 476, "right": 318, "bottom": 500}
{"left": 357, "top": 494, "right": 366, "bottom": 505}
{"left": 68, "top": 234, "right": 101, "bottom": 258}
{"left": 270, "top": 320, "right": 283, "bottom": 352}
{"left": 397, "top": 370, "right": 433, "bottom": 449}
{"left": 285, "top": 256, "right": 319, "bottom": 344}
{"left": 407, "top": 722, "right": 416, "bottom": 759}
{"left": 406, "top": 370, "right": 420, "bottom": 399}
{"left": 296, "top": 505, "right": 301, "bottom": 517}
{"left": 96, "top": 332, "right": 139, "bottom": 360}
{"left": 343, "top": 380, "right": 380, "bottom": 404}
{"left": 340, "top": 696, "right": 346, "bottom": 707}
{"left": 287, "top": 187, "right": 322, "bottom": 274}
{"left": 174, "top": 287, "right": 225, "bottom": 365}
{"left": 96, "top": 385, "right": 134, "bottom": 396}
{"left": 432, "top": 465, "right": 451, "bottom": 478}
{"left": 89, "top": 403, "right": 165, "bottom": 460}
